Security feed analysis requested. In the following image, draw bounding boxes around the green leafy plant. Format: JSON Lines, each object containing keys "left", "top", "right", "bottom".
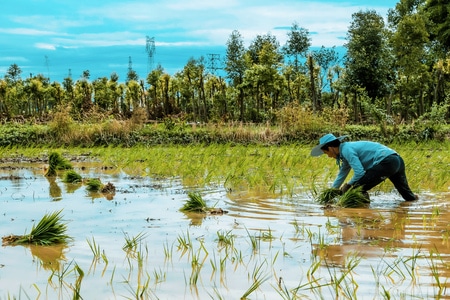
{"left": 2, "top": 210, "right": 72, "bottom": 246}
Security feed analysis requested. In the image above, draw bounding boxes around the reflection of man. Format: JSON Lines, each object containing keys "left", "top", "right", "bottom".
{"left": 311, "top": 133, "right": 418, "bottom": 201}
{"left": 316, "top": 208, "right": 409, "bottom": 266}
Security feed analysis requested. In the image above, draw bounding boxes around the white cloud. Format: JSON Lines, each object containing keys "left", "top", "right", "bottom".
{"left": 0, "top": 56, "right": 28, "bottom": 62}
{"left": 0, "top": 27, "right": 57, "bottom": 36}
{"left": 1, "top": 0, "right": 395, "bottom": 51}
{"left": 35, "top": 43, "right": 57, "bottom": 50}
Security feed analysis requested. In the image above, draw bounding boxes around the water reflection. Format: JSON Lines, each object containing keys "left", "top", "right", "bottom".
{"left": 313, "top": 194, "right": 450, "bottom": 291}
{"left": 27, "top": 244, "right": 68, "bottom": 271}
{"left": 182, "top": 211, "right": 206, "bottom": 226}
{"left": 46, "top": 176, "right": 62, "bottom": 201}
{"left": 64, "top": 181, "right": 83, "bottom": 194}
{"left": 0, "top": 159, "right": 449, "bottom": 299}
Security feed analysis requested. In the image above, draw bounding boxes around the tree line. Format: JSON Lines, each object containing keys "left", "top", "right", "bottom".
{"left": 1, "top": 1, "right": 449, "bottom": 126}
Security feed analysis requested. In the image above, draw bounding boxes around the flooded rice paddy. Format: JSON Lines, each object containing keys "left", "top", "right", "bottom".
{"left": 0, "top": 154, "right": 450, "bottom": 299}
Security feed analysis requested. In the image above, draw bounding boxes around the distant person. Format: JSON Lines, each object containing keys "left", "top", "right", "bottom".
{"left": 310, "top": 133, "right": 418, "bottom": 201}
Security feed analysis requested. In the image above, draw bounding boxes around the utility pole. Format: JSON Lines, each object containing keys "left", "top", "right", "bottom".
{"left": 207, "top": 53, "right": 221, "bottom": 75}
{"left": 146, "top": 36, "right": 155, "bottom": 74}
{"left": 44, "top": 55, "right": 50, "bottom": 79}
{"left": 128, "top": 56, "right": 133, "bottom": 74}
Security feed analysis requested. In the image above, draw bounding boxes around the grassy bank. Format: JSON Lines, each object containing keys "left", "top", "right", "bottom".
{"left": 0, "top": 118, "right": 449, "bottom": 147}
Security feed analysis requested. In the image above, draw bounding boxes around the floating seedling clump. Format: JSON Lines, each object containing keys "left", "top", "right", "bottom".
{"left": 180, "top": 192, "right": 208, "bottom": 212}
{"left": 316, "top": 186, "right": 369, "bottom": 208}
{"left": 62, "top": 170, "right": 83, "bottom": 183}
{"left": 180, "top": 192, "right": 228, "bottom": 215}
{"left": 86, "top": 178, "right": 103, "bottom": 192}
{"left": 2, "top": 210, "right": 72, "bottom": 246}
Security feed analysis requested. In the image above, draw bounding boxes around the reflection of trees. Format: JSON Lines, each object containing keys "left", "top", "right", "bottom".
{"left": 28, "top": 244, "right": 68, "bottom": 271}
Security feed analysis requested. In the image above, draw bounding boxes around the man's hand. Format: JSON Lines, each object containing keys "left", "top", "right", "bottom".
{"left": 340, "top": 183, "right": 352, "bottom": 193}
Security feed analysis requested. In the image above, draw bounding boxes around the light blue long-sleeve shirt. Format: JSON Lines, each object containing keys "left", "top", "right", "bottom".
{"left": 332, "top": 141, "right": 397, "bottom": 188}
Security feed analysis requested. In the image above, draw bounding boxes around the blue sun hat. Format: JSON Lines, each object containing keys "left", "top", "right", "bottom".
{"left": 310, "top": 133, "right": 348, "bottom": 156}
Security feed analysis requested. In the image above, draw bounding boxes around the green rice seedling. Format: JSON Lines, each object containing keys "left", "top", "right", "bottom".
{"left": 322, "top": 252, "right": 361, "bottom": 299}
{"left": 216, "top": 230, "right": 234, "bottom": 249}
{"left": 163, "top": 240, "right": 174, "bottom": 262}
{"left": 86, "top": 237, "right": 101, "bottom": 261}
{"left": 210, "top": 251, "right": 217, "bottom": 276}
{"left": 86, "top": 236, "right": 109, "bottom": 274}
{"left": 2, "top": 210, "right": 71, "bottom": 246}
{"left": 180, "top": 192, "right": 207, "bottom": 212}
{"left": 122, "top": 231, "right": 147, "bottom": 255}
{"left": 73, "top": 263, "right": 84, "bottom": 300}
{"left": 123, "top": 274, "right": 152, "bottom": 300}
{"left": 245, "top": 227, "right": 260, "bottom": 253}
{"left": 291, "top": 219, "right": 301, "bottom": 235}
{"left": 176, "top": 230, "right": 192, "bottom": 254}
{"left": 316, "top": 188, "right": 341, "bottom": 205}
{"left": 337, "top": 186, "right": 370, "bottom": 208}
{"left": 45, "top": 152, "right": 73, "bottom": 177}
{"left": 240, "top": 260, "right": 271, "bottom": 300}
{"left": 428, "top": 249, "right": 445, "bottom": 294}
{"left": 207, "top": 283, "right": 225, "bottom": 300}
{"left": 62, "top": 169, "right": 82, "bottom": 183}
{"left": 261, "top": 228, "right": 275, "bottom": 241}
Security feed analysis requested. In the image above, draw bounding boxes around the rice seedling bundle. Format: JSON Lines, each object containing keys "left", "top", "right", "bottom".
{"left": 86, "top": 178, "right": 103, "bottom": 192}
{"left": 62, "top": 170, "right": 82, "bottom": 183}
{"left": 2, "top": 210, "right": 72, "bottom": 246}
{"left": 180, "top": 192, "right": 207, "bottom": 212}
{"left": 316, "top": 186, "right": 369, "bottom": 208}
{"left": 317, "top": 188, "right": 341, "bottom": 204}
{"left": 337, "top": 187, "right": 370, "bottom": 208}
{"left": 45, "top": 152, "right": 73, "bottom": 177}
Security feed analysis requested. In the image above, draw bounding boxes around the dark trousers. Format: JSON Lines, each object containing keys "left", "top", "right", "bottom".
{"left": 354, "top": 154, "right": 416, "bottom": 201}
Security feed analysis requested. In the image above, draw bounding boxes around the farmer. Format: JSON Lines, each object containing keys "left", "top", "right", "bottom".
{"left": 310, "top": 133, "right": 418, "bottom": 201}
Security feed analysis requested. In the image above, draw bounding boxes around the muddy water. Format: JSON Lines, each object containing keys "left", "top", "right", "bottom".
{"left": 0, "top": 160, "right": 449, "bottom": 299}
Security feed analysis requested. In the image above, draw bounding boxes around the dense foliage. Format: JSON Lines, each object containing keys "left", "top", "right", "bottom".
{"left": 0, "top": 2, "right": 449, "bottom": 129}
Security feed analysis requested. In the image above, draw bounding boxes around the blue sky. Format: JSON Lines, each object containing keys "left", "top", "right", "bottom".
{"left": 0, "top": 0, "right": 398, "bottom": 82}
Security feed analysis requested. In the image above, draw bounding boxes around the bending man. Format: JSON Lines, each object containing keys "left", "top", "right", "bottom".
{"left": 310, "top": 133, "right": 418, "bottom": 201}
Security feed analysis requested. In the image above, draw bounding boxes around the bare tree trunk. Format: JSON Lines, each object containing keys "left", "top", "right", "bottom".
{"left": 308, "top": 55, "right": 317, "bottom": 111}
